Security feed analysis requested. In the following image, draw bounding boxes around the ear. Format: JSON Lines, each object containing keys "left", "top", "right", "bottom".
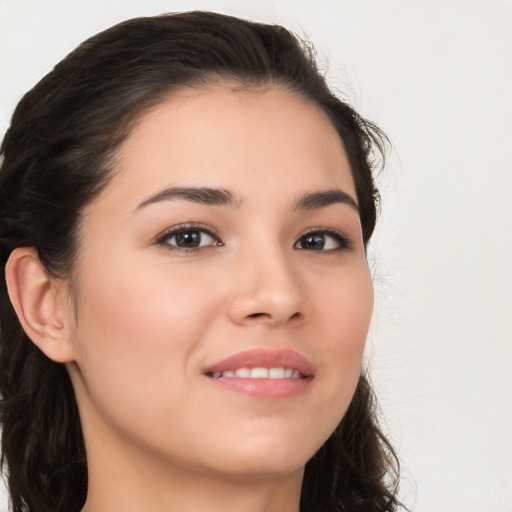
{"left": 5, "top": 247, "right": 76, "bottom": 363}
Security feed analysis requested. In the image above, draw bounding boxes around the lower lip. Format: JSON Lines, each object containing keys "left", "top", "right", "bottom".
{"left": 207, "top": 376, "right": 312, "bottom": 399}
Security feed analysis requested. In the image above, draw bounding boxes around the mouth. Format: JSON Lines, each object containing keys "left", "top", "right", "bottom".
{"left": 203, "top": 348, "right": 313, "bottom": 399}
{"left": 206, "top": 367, "right": 305, "bottom": 379}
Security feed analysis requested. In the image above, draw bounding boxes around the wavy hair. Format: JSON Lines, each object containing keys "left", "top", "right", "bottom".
{"left": 0, "top": 11, "right": 400, "bottom": 512}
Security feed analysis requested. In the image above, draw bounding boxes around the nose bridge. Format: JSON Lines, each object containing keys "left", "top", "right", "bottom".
{"left": 228, "top": 239, "right": 306, "bottom": 326}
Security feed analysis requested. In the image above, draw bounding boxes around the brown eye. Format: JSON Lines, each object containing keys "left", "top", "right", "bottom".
{"left": 158, "top": 226, "right": 222, "bottom": 251}
{"left": 297, "top": 233, "right": 327, "bottom": 250}
{"left": 173, "top": 231, "right": 206, "bottom": 247}
{"left": 294, "top": 230, "right": 350, "bottom": 251}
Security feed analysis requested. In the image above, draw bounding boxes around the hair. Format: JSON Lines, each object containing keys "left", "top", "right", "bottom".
{"left": 0, "top": 11, "right": 400, "bottom": 512}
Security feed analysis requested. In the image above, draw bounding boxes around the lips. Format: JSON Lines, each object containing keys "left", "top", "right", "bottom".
{"left": 203, "top": 348, "right": 314, "bottom": 378}
{"left": 203, "top": 348, "right": 314, "bottom": 399}
{"left": 210, "top": 367, "right": 302, "bottom": 379}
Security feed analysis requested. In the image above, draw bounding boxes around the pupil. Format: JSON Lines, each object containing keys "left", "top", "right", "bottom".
{"left": 302, "top": 234, "right": 325, "bottom": 249}
{"left": 176, "top": 231, "right": 200, "bottom": 247}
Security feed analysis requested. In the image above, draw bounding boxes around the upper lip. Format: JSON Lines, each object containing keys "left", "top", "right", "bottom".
{"left": 203, "top": 348, "right": 314, "bottom": 377}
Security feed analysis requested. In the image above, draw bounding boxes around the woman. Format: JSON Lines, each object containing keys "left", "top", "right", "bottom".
{"left": 0, "top": 11, "right": 401, "bottom": 512}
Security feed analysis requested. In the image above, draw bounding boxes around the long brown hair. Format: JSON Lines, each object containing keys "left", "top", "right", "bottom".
{"left": 0, "top": 11, "right": 401, "bottom": 512}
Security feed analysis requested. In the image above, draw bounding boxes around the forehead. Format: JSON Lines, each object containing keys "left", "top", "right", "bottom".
{"left": 94, "top": 86, "right": 356, "bottom": 211}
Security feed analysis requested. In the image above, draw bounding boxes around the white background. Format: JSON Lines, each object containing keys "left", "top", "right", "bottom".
{"left": 0, "top": 1, "right": 511, "bottom": 511}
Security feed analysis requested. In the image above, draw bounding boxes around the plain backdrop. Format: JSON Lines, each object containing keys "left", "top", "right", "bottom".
{"left": 0, "top": 1, "right": 511, "bottom": 511}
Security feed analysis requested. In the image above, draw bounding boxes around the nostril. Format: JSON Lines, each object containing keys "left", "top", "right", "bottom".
{"left": 246, "top": 311, "right": 303, "bottom": 322}
{"left": 248, "top": 312, "right": 268, "bottom": 319}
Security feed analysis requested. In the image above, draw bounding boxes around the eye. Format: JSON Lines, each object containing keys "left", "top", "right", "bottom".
{"left": 294, "top": 229, "right": 350, "bottom": 251}
{"left": 157, "top": 224, "right": 222, "bottom": 251}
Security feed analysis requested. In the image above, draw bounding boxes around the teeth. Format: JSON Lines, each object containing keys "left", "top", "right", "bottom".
{"left": 251, "top": 367, "right": 268, "bottom": 378}
{"left": 211, "top": 367, "right": 302, "bottom": 379}
{"left": 268, "top": 367, "right": 285, "bottom": 378}
{"left": 234, "top": 368, "right": 251, "bottom": 377}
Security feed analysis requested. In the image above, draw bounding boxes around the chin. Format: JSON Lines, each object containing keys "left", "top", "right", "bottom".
{"left": 211, "top": 452, "right": 308, "bottom": 481}
{"left": 197, "top": 427, "right": 323, "bottom": 479}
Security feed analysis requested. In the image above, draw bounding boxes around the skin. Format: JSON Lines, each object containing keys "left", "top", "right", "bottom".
{"left": 9, "top": 86, "right": 374, "bottom": 512}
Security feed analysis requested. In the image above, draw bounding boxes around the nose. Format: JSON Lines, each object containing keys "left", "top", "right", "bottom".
{"left": 226, "top": 249, "right": 308, "bottom": 327}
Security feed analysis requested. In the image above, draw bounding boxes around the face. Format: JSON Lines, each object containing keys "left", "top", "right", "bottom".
{"left": 65, "top": 86, "right": 373, "bottom": 481}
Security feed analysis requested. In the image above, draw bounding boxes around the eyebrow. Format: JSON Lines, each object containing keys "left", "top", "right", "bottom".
{"left": 294, "top": 189, "right": 359, "bottom": 212}
{"left": 134, "top": 186, "right": 240, "bottom": 212}
{"left": 133, "top": 186, "right": 358, "bottom": 213}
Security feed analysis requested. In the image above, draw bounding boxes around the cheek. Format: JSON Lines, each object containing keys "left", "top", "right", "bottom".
{"left": 71, "top": 258, "right": 226, "bottom": 417}
{"left": 308, "top": 263, "right": 373, "bottom": 408}
{"left": 313, "top": 261, "right": 373, "bottom": 349}
{"left": 79, "top": 256, "right": 219, "bottom": 343}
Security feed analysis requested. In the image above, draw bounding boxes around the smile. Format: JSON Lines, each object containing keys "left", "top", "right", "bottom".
{"left": 203, "top": 348, "right": 313, "bottom": 398}
{"left": 208, "top": 367, "right": 304, "bottom": 379}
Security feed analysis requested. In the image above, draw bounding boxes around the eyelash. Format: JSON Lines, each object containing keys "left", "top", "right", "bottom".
{"left": 156, "top": 223, "right": 223, "bottom": 252}
{"left": 156, "top": 224, "right": 351, "bottom": 253}
{"left": 294, "top": 228, "right": 351, "bottom": 252}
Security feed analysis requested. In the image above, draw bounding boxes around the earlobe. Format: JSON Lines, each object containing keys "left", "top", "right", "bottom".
{"left": 5, "top": 247, "right": 76, "bottom": 363}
